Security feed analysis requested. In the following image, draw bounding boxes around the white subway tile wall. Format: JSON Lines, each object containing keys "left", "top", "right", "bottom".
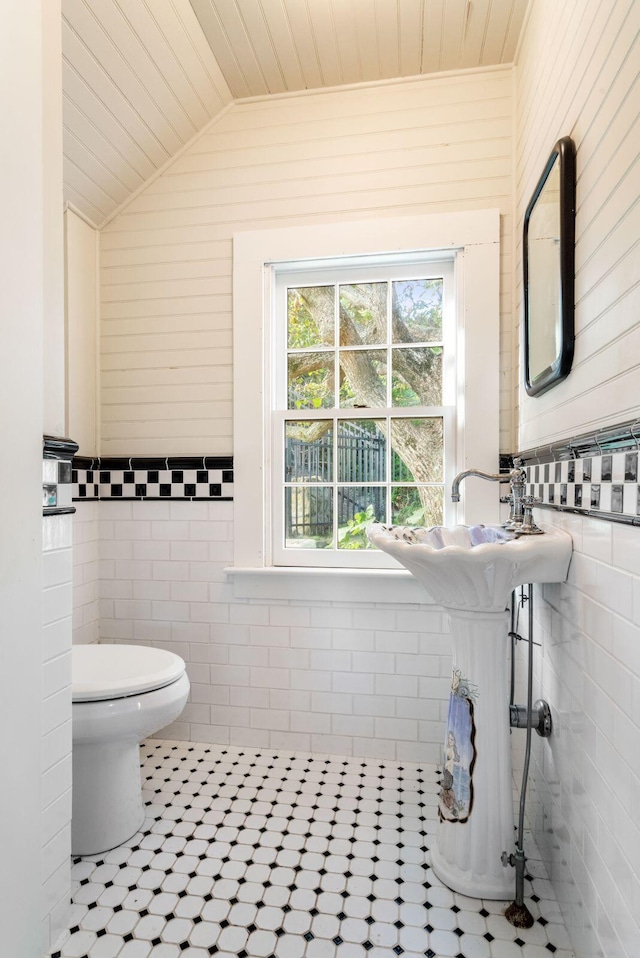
{"left": 70, "top": 492, "right": 640, "bottom": 958}
{"left": 72, "top": 501, "right": 99, "bottom": 644}
{"left": 97, "top": 500, "right": 452, "bottom": 762}
{"left": 514, "top": 511, "right": 640, "bottom": 958}
{"left": 42, "top": 513, "right": 73, "bottom": 948}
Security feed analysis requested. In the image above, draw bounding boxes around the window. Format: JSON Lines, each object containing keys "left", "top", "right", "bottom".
{"left": 272, "top": 258, "right": 456, "bottom": 567}
{"left": 232, "top": 210, "right": 500, "bottom": 574}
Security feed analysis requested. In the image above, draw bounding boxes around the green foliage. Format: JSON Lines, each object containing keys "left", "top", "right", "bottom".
{"left": 287, "top": 287, "right": 333, "bottom": 349}
{"left": 391, "top": 449, "right": 414, "bottom": 482}
{"left": 397, "top": 503, "right": 426, "bottom": 526}
{"left": 391, "top": 487, "right": 426, "bottom": 526}
{"left": 391, "top": 376, "right": 419, "bottom": 407}
{"left": 391, "top": 484, "right": 444, "bottom": 527}
{"left": 337, "top": 503, "right": 377, "bottom": 550}
{"left": 289, "top": 367, "right": 332, "bottom": 409}
{"left": 339, "top": 378, "right": 356, "bottom": 406}
{"left": 286, "top": 281, "right": 446, "bottom": 532}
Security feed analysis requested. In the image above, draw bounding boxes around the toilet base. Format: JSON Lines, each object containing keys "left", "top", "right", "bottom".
{"left": 72, "top": 739, "right": 145, "bottom": 855}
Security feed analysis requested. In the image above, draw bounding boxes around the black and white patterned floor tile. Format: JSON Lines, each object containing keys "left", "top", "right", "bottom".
{"left": 49, "top": 741, "right": 575, "bottom": 958}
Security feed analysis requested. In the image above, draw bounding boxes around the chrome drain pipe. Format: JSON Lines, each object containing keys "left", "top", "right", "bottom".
{"left": 503, "top": 583, "right": 547, "bottom": 928}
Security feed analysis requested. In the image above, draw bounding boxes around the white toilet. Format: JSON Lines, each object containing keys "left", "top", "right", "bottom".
{"left": 71, "top": 644, "right": 190, "bottom": 856}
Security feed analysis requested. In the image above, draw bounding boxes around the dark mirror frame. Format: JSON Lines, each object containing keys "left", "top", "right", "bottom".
{"left": 523, "top": 135, "right": 576, "bottom": 397}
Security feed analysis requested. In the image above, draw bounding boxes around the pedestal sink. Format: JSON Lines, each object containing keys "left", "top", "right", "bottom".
{"left": 367, "top": 523, "right": 572, "bottom": 899}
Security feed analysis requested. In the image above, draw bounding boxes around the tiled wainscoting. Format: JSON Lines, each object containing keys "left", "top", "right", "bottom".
{"left": 71, "top": 451, "right": 452, "bottom": 759}
{"left": 514, "top": 510, "right": 640, "bottom": 958}
{"left": 73, "top": 502, "right": 99, "bottom": 645}
{"left": 42, "top": 439, "right": 77, "bottom": 949}
{"left": 96, "top": 498, "right": 452, "bottom": 764}
{"left": 515, "top": 421, "right": 640, "bottom": 958}
{"left": 49, "top": 739, "right": 574, "bottom": 958}
{"left": 43, "top": 513, "right": 74, "bottom": 947}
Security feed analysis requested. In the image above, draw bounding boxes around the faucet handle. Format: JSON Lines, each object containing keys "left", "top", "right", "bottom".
{"left": 499, "top": 495, "right": 512, "bottom": 504}
{"left": 519, "top": 496, "right": 543, "bottom": 535}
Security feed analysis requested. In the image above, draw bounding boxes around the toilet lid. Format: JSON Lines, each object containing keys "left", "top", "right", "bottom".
{"left": 72, "top": 644, "right": 186, "bottom": 702}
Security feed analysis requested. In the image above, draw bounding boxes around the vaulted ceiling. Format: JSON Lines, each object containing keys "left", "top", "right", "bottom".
{"left": 62, "top": 0, "right": 528, "bottom": 227}
{"left": 190, "top": 0, "right": 528, "bottom": 97}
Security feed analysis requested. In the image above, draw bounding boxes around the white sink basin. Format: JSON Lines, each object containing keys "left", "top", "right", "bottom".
{"left": 367, "top": 522, "right": 572, "bottom": 612}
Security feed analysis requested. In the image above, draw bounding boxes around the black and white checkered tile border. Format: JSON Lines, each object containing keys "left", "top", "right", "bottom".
{"left": 518, "top": 417, "right": 640, "bottom": 526}
{"left": 73, "top": 457, "right": 234, "bottom": 502}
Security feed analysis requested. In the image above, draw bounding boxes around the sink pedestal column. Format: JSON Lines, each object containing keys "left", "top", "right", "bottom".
{"left": 366, "top": 521, "right": 573, "bottom": 899}
{"left": 430, "top": 608, "right": 515, "bottom": 899}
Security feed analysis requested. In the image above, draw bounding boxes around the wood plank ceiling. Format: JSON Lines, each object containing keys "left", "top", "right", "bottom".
{"left": 62, "top": 0, "right": 528, "bottom": 227}
{"left": 62, "top": 0, "right": 233, "bottom": 227}
{"left": 190, "top": 0, "right": 528, "bottom": 97}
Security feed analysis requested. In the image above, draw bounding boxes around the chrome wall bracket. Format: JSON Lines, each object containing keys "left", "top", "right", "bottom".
{"left": 509, "top": 699, "right": 552, "bottom": 737}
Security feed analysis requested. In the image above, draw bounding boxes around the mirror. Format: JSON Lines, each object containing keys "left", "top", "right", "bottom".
{"left": 523, "top": 136, "right": 576, "bottom": 396}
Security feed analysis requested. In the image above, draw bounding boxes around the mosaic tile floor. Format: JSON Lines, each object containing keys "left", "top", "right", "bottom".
{"left": 49, "top": 740, "right": 575, "bottom": 958}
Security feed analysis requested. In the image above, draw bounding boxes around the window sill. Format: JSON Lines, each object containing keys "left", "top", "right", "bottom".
{"left": 224, "top": 565, "right": 435, "bottom": 604}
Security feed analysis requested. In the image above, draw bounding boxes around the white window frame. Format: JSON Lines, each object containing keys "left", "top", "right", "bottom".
{"left": 272, "top": 257, "right": 456, "bottom": 568}
{"left": 232, "top": 210, "right": 500, "bottom": 572}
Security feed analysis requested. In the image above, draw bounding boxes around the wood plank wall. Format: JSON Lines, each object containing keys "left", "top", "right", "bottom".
{"left": 100, "top": 68, "right": 514, "bottom": 456}
{"left": 516, "top": 0, "right": 640, "bottom": 449}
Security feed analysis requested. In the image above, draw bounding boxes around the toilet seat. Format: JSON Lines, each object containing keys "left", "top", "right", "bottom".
{"left": 72, "top": 644, "right": 186, "bottom": 702}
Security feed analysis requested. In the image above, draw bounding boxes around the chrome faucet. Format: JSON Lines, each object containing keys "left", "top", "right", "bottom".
{"left": 451, "top": 458, "right": 541, "bottom": 533}
{"left": 450, "top": 467, "right": 513, "bottom": 503}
